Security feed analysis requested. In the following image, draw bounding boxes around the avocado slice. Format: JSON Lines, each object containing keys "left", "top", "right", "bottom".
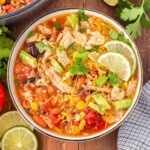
{"left": 67, "top": 13, "right": 79, "bottom": 30}
{"left": 95, "top": 76, "right": 108, "bottom": 87}
{"left": 20, "top": 50, "right": 37, "bottom": 68}
{"left": 88, "top": 102, "right": 105, "bottom": 115}
{"left": 112, "top": 98, "right": 132, "bottom": 111}
{"left": 51, "top": 59, "right": 64, "bottom": 74}
{"left": 92, "top": 93, "right": 110, "bottom": 110}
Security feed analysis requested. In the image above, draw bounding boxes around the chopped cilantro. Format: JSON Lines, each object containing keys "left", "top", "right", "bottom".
{"left": 35, "top": 42, "right": 52, "bottom": 53}
{"left": 70, "top": 58, "right": 89, "bottom": 74}
{"left": 100, "top": 66, "right": 106, "bottom": 71}
{"left": 73, "top": 52, "right": 90, "bottom": 61}
{"left": 57, "top": 46, "right": 64, "bottom": 52}
{"left": 79, "top": 28, "right": 86, "bottom": 33}
{"left": 108, "top": 72, "right": 120, "bottom": 87}
{"left": 77, "top": 8, "right": 89, "bottom": 21}
{"left": 68, "top": 43, "right": 75, "bottom": 51}
{"left": 87, "top": 45, "right": 100, "bottom": 52}
{"left": 79, "top": 45, "right": 85, "bottom": 53}
{"left": 55, "top": 23, "right": 61, "bottom": 30}
{"left": 117, "top": 32, "right": 131, "bottom": 46}
{"left": 27, "top": 31, "right": 35, "bottom": 38}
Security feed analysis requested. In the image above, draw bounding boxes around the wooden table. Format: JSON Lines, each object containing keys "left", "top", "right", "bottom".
{"left": 1, "top": 0, "right": 150, "bottom": 150}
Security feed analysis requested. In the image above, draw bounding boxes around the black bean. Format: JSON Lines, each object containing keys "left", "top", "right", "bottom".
{"left": 26, "top": 78, "right": 36, "bottom": 84}
{"left": 5, "top": 0, "right": 11, "bottom": 4}
{"left": 30, "top": 45, "right": 39, "bottom": 57}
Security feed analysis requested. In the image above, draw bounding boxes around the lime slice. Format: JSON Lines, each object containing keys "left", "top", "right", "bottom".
{"left": 103, "top": 0, "right": 118, "bottom": 6}
{"left": 0, "top": 111, "right": 33, "bottom": 138}
{"left": 104, "top": 40, "right": 137, "bottom": 76}
{"left": 1, "top": 126, "right": 38, "bottom": 150}
{"left": 98, "top": 52, "right": 131, "bottom": 81}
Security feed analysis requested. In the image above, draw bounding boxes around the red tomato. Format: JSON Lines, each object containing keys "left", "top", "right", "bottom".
{"left": 42, "top": 102, "right": 52, "bottom": 112}
{"left": 50, "top": 115, "right": 61, "bottom": 125}
{"left": 86, "top": 110, "right": 96, "bottom": 119}
{"left": 17, "top": 74, "right": 27, "bottom": 80}
{"left": 36, "top": 88, "right": 49, "bottom": 102}
{"left": 33, "top": 115, "right": 47, "bottom": 128}
{"left": 92, "top": 121, "right": 105, "bottom": 130}
{"left": 0, "top": 83, "right": 5, "bottom": 111}
{"left": 15, "top": 62, "right": 23, "bottom": 74}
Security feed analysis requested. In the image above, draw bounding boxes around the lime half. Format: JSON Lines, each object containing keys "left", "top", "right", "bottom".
{"left": 104, "top": 40, "right": 137, "bottom": 76}
{"left": 98, "top": 52, "right": 131, "bottom": 81}
{"left": 1, "top": 126, "right": 38, "bottom": 150}
{"left": 0, "top": 111, "right": 33, "bottom": 138}
{"left": 103, "top": 0, "right": 118, "bottom": 6}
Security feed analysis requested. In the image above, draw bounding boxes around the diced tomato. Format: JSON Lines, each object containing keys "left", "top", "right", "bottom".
{"left": 86, "top": 110, "right": 96, "bottom": 119}
{"left": 75, "top": 121, "right": 80, "bottom": 126}
{"left": 50, "top": 115, "right": 61, "bottom": 125}
{"left": 42, "top": 102, "right": 52, "bottom": 112}
{"left": 23, "top": 65, "right": 32, "bottom": 73}
{"left": 15, "top": 62, "right": 23, "bottom": 74}
{"left": 86, "top": 118, "right": 96, "bottom": 125}
{"left": 36, "top": 88, "right": 49, "bottom": 102}
{"left": 80, "top": 90, "right": 88, "bottom": 101}
{"left": 17, "top": 73, "right": 27, "bottom": 80}
{"left": 23, "top": 85, "right": 35, "bottom": 92}
{"left": 33, "top": 115, "right": 47, "bottom": 128}
{"left": 92, "top": 121, "right": 105, "bottom": 130}
{"left": 0, "top": 82, "right": 5, "bottom": 112}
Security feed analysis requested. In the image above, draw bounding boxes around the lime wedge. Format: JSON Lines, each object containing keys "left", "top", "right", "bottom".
{"left": 103, "top": 0, "right": 118, "bottom": 6}
{"left": 0, "top": 111, "right": 33, "bottom": 138}
{"left": 104, "top": 40, "right": 137, "bottom": 76}
{"left": 1, "top": 126, "right": 38, "bottom": 150}
{"left": 98, "top": 52, "right": 131, "bottom": 81}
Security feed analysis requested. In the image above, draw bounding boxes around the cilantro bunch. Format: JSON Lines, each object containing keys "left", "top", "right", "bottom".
{"left": 0, "top": 26, "right": 14, "bottom": 76}
{"left": 116, "top": 0, "right": 150, "bottom": 39}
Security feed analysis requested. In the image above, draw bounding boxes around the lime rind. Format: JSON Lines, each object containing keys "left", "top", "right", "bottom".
{"left": 0, "top": 111, "right": 34, "bottom": 138}
{"left": 1, "top": 126, "right": 38, "bottom": 150}
{"left": 98, "top": 52, "right": 131, "bottom": 81}
{"left": 103, "top": 0, "right": 118, "bottom": 6}
{"left": 104, "top": 40, "right": 137, "bottom": 77}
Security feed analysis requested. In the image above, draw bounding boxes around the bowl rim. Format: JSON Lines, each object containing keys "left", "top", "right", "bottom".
{"left": 7, "top": 8, "right": 143, "bottom": 141}
{"left": 0, "top": 0, "right": 40, "bottom": 20}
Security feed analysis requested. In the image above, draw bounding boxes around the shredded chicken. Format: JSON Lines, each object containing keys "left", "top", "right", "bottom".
{"left": 44, "top": 66, "right": 73, "bottom": 93}
{"left": 126, "top": 80, "right": 137, "bottom": 97}
{"left": 57, "top": 51, "right": 70, "bottom": 67}
{"left": 42, "top": 51, "right": 52, "bottom": 64}
{"left": 82, "top": 85, "right": 112, "bottom": 94}
{"left": 88, "top": 51, "right": 100, "bottom": 62}
{"left": 111, "top": 87, "right": 125, "bottom": 101}
{"left": 26, "top": 33, "right": 39, "bottom": 43}
{"left": 37, "top": 25, "right": 51, "bottom": 35}
{"left": 73, "top": 31, "right": 87, "bottom": 47}
{"left": 36, "top": 78, "right": 48, "bottom": 86}
{"left": 80, "top": 21, "right": 90, "bottom": 28}
{"left": 28, "top": 70, "right": 36, "bottom": 78}
{"left": 59, "top": 31, "right": 74, "bottom": 49}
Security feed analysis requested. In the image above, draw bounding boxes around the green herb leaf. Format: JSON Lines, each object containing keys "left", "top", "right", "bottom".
{"left": 70, "top": 58, "right": 88, "bottom": 74}
{"left": 77, "top": 8, "right": 89, "bottom": 21}
{"left": 100, "top": 66, "right": 106, "bottom": 71}
{"left": 117, "top": 32, "right": 131, "bottom": 46}
{"left": 141, "top": 13, "right": 150, "bottom": 29}
{"left": 87, "top": 45, "right": 100, "bottom": 52}
{"left": 3, "top": 37, "right": 14, "bottom": 49}
{"left": 57, "top": 46, "right": 64, "bottom": 52}
{"left": 79, "top": 28, "right": 86, "bottom": 33}
{"left": 0, "top": 48, "right": 11, "bottom": 59}
{"left": 55, "top": 23, "right": 61, "bottom": 30}
{"left": 79, "top": 45, "right": 85, "bottom": 53}
{"left": 27, "top": 31, "right": 35, "bottom": 38}
{"left": 144, "top": 0, "right": 150, "bottom": 13}
{"left": 35, "top": 42, "right": 53, "bottom": 53}
{"left": 108, "top": 72, "right": 119, "bottom": 86}
{"left": 109, "top": 29, "right": 118, "bottom": 40}
{"left": 68, "top": 43, "right": 75, "bottom": 51}
{"left": 73, "top": 52, "right": 90, "bottom": 61}
{"left": 95, "top": 76, "right": 108, "bottom": 87}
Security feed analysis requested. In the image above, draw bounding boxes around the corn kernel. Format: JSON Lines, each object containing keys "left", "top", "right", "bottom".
{"left": 70, "top": 97, "right": 80, "bottom": 105}
{"left": 77, "top": 101, "right": 85, "bottom": 110}
{"left": 30, "top": 102, "right": 38, "bottom": 111}
{"left": 79, "top": 112, "right": 85, "bottom": 120}
{"left": 122, "top": 82, "right": 128, "bottom": 89}
{"left": 71, "top": 125, "right": 80, "bottom": 135}
{"left": 79, "top": 119, "right": 86, "bottom": 130}
{"left": 0, "top": 0, "right": 6, "bottom": 5}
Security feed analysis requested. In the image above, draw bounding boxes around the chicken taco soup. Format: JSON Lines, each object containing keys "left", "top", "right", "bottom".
{"left": 13, "top": 9, "right": 138, "bottom": 137}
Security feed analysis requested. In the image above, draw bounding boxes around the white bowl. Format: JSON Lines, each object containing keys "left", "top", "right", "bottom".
{"left": 7, "top": 9, "right": 143, "bottom": 141}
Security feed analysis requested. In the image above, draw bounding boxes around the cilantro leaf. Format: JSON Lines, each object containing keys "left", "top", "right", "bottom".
{"left": 68, "top": 43, "right": 75, "bottom": 51}
{"left": 35, "top": 42, "right": 53, "bottom": 53}
{"left": 141, "top": 13, "right": 150, "bottom": 29}
{"left": 117, "top": 32, "right": 131, "bottom": 46}
{"left": 55, "top": 23, "right": 61, "bottom": 30}
{"left": 73, "top": 52, "right": 90, "bottom": 61}
{"left": 79, "top": 28, "right": 86, "bottom": 33}
{"left": 0, "top": 48, "right": 11, "bottom": 59}
{"left": 77, "top": 8, "right": 89, "bottom": 21}
{"left": 3, "top": 37, "right": 14, "bottom": 49}
{"left": 109, "top": 29, "right": 118, "bottom": 40}
{"left": 57, "top": 46, "right": 64, "bottom": 52}
{"left": 144, "top": 0, "right": 150, "bottom": 13}
{"left": 79, "top": 45, "right": 85, "bottom": 53}
{"left": 70, "top": 58, "right": 88, "bottom": 74}
{"left": 27, "top": 31, "right": 35, "bottom": 38}
{"left": 120, "top": 7, "right": 142, "bottom": 21}
{"left": 126, "top": 21, "right": 142, "bottom": 40}
{"left": 87, "top": 45, "right": 100, "bottom": 52}
{"left": 108, "top": 72, "right": 119, "bottom": 86}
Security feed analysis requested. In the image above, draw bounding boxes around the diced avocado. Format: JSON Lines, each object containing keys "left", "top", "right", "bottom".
{"left": 92, "top": 93, "right": 110, "bottom": 109}
{"left": 20, "top": 50, "right": 37, "bottom": 68}
{"left": 35, "top": 42, "right": 52, "bottom": 54}
{"left": 51, "top": 59, "right": 64, "bottom": 74}
{"left": 67, "top": 13, "right": 79, "bottom": 30}
{"left": 57, "top": 46, "right": 64, "bottom": 52}
{"left": 88, "top": 102, "right": 105, "bottom": 115}
{"left": 112, "top": 98, "right": 132, "bottom": 111}
{"left": 95, "top": 76, "right": 108, "bottom": 87}
{"left": 73, "top": 52, "right": 90, "bottom": 61}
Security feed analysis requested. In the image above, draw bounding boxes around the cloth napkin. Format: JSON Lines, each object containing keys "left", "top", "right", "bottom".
{"left": 118, "top": 80, "right": 150, "bottom": 150}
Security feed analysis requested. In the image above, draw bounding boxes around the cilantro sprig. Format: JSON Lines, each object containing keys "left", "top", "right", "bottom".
{"left": 116, "top": 0, "right": 150, "bottom": 39}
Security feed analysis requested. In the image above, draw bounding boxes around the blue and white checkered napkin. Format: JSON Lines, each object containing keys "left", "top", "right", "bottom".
{"left": 118, "top": 81, "right": 150, "bottom": 150}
